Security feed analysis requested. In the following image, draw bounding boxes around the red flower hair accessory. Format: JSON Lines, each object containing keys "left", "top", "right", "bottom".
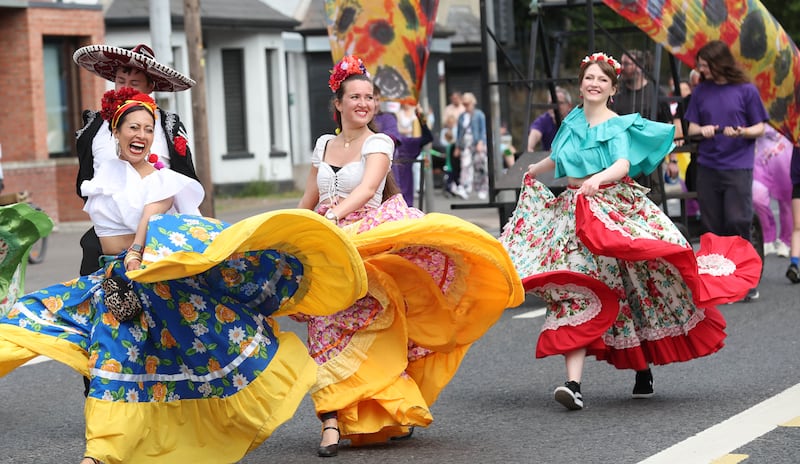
{"left": 100, "top": 87, "right": 158, "bottom": 130}
{"left": 581, "top": 52, "right": 622, "bottom": 76}
{"left": 328, "top": 55, "right": 370, "bottom": 93}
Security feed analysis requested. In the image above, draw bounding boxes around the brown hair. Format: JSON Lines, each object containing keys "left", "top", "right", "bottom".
{"left": 696, "top": 40, "right": 749, "bottom": 84}
{"left": 382, "top": 172, "right": 401, "bottom": 202}
{"left": 577, "top": 59, "right": 619, "bottom": 107}
{"left": 331, "top": 73, "right": 374, "bottom": 131}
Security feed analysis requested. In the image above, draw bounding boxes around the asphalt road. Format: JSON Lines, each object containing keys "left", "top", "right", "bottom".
{"left": 3, "top": 192, "right": 799, "bottom": 464}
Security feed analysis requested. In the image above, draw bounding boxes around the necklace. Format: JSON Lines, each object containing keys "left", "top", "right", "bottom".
{"left": 342, "top": 132, "right": 363, "bottom": 148}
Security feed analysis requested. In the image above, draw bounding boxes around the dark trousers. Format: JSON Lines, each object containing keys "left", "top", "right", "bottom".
{"left": 80, "top": 227, "right": 103, "bottom": 276}
{"left": 696, "top": 165, "right": 753, "bottom": 241}
{"left": 446, "top": 144, "right": 461, "bottom": 189}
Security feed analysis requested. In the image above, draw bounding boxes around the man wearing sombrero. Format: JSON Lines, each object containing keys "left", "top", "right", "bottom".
{"left": 72, "top": 43, "right": 199, "bottom": 276}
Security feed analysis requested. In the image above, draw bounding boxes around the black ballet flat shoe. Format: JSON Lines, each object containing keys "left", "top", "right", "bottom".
{"left": 317, "top": 426, "right": 340, "bottom": 457}
{"left": 390, "top": 426, "right": 415, "bottom": 441}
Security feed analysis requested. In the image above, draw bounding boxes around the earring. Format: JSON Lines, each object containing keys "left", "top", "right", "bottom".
{"left": 114, "top": 138, "right": 122, "bottom": 159}
{"left": 609, "top": 96, "right": 615, "bottom": 104}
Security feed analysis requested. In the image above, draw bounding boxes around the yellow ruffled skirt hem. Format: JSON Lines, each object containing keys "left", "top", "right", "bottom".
{"left": 309, "top": 213, "right": 524, "bottom": 445}
{"left": 82, "top": 331, "right": 316, "bottom": 464}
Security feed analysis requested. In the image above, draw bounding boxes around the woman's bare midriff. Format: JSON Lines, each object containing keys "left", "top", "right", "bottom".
{"left": 99, "top": 234, "right": 135, "bottom": 256}
{"left": 567, "top": 176, "right": 590, "bottom": 187}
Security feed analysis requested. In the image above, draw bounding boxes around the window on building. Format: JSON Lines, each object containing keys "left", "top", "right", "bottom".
{"left": 221, "top": 48, "right": 251, "bottom": 158}
{"left": 43, "top": 37, "right": 80, "bottom": 158}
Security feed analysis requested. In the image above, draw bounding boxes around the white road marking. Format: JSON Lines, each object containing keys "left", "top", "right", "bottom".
{"left": 639, "top": 383, "right": 800, "bottom": 463}
{"left": 22, "top": 356, "right": 50, "bottom": 366}
{"left": 512, "top": 307, "right": 547, "bottom": 319}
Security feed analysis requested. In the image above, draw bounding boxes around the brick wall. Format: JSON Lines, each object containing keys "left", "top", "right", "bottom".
{"left": 0, "top": 4, "right": 104, "bottom": 224}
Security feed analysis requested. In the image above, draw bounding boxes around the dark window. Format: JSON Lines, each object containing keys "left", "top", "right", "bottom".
{"left": 222, "top": 49, "right": 248, "bottom": 155}
{"left": 43, "top": 37, "right": 80, "bottom": 158}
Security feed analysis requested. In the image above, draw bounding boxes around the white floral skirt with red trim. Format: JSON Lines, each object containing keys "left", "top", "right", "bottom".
{"left": 500, "top": 175, "right": 761, "bottom": 370}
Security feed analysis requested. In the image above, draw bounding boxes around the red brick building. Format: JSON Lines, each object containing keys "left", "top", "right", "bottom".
{"left": 0, "top": 1, "right": 104, "bottom": 223}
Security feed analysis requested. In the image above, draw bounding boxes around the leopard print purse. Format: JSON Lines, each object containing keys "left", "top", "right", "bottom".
{"left": 102, "top": 275, "right": 142, "bottom": 322}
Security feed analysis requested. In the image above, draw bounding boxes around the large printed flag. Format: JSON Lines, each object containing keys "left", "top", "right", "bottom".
{"left": 324, "top": 0, "right": 439, "bottom": 104}
{"left": 602, "top": 0, "right": 800, "bottom": 144}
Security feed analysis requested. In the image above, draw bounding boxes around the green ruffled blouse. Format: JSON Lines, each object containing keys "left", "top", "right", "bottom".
{"left": 550, "top": 107, "right": 675, "bottom": 179}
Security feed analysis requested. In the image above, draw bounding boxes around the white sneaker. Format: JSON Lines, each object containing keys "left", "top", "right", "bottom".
{"left": 477, "top": 191, "right": 488, "bottom": 200}
{"left": 763, "top": 241, "right": 776, "bottom": 255}
{"left": 774, "top": 240, "right": 791, "bottom": 258}
{"left": 455, "top": 186, "right": 469, "bottom": 200}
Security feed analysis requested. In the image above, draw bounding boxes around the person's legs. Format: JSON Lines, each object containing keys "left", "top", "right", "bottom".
{"left": 696, "top": 165, "right": 726, "bottom": 235}
{"left": 752, "top": 179, "right": 776, "bottom": 246}
{"left": 722, "top": 169, "right": 754, "bottom": 242}
{"left": 777, "top": 194, "right": 794, "bottom": 252}
{"left": 318, "top": 411, "right": 340, "bottom": 457}
{"left": 786, "top": 188, "right": 800, "bottom": 283}
{"left": 459, "top": 146, "right": 474, "bottom": 195}
{"left": 554, "top": 348, "right": 586, "bottom": 410}
{"left": 79, "top": 227, "right": 103, "bottom": 276}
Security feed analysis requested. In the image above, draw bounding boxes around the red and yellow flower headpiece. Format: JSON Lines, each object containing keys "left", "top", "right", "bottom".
{"left": 100, "top": 87, "right": 158, "bottom": 131}
{"left": 581, "top": 52, "right": 622, "bottom": 76}
{"left": 328, "top": 55, "right": 370, "bottom": 93}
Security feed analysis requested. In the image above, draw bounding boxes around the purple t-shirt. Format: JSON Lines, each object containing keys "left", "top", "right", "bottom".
{"left": 529, "top": 112, "right": 557, "bottom": 150}
{"left": 684, "top": 81, "right": 769, "bottom": 170}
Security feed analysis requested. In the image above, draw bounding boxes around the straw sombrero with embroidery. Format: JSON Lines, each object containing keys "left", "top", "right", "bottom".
{"left": 73, "top": 44, "right": 195, "bottom": 92}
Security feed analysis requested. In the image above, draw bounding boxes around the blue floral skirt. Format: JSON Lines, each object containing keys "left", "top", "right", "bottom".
{"left": 0, "top": 210, "right": 366, "bottom": 463}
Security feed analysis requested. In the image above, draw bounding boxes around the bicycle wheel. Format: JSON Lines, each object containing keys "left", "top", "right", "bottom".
{"left": 27, "top": 235, "right": 47, "bottom": 264}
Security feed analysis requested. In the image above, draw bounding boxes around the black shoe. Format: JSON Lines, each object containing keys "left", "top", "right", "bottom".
{"left": 317, "top": 426, "right": 340, "bottom": 457}
{"left": 787, "top": 264, "right": 800, "bottom": 284}
{"left": 554, "top": 380, "right": 583, "bottom": 410}
{"left": 390, "top": 426, "right": 415, "bottom": 441}
{"left": 632, "top": 369, "right": 654, "bottom": 399}
{"left": 743, "top": 288, "right": 759, "bottom": 302}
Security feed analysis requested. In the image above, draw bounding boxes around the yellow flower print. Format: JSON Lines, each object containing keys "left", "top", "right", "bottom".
{"left": 76, "top": 300, "right": 91, "bottom": 316}
{"left": 239, "top": 338, "right": 259, "bottom": 357}
{"left": 208, "top": 358, "right": 221, "bottom": 373}
{"left": 151, "top": 382, "right": 167, "bottom": 402}
{"left": 178, "top": 302, "right": 199, "bottom": 322}
{"left": 100, "top": 359, "right": 122, "bottom": 373}
{"left": 41, "top": 296, "right": 63, "bottom": 313}
{"left": 154, "top": 282, "right": 172, "bottom": 300}
{"left": 215, "top": 304, "right": 236, "bottom": 323}
{"left": 88, "top": 351, "right": 99, "bottom": 368}
{"left": 145, "top": 355, "right": 160, "bottom": 374}
{"left": 220, "top": 268, "right": 243, "bottom": 287}
{"left": 188, "top": 226, "right": 210, "bottom": 242}
{"left": 160, "top": 328, "right": 177, "bottom": 348}
{"left": 102, "top": 312, "right": 121, "bottom": 329}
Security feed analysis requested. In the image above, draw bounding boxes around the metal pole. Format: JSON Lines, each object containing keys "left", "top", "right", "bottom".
{"left": 183, "top": 0, "right": 214, "bottom": 217}
{"left": 150, "top": 0, "right": 175, "bottom": 112}
{"left": 480, "top": 0, "right": 501, "bottom": 201}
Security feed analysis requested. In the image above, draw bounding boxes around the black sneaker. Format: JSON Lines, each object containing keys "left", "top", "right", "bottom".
{"left": 632, "top": 369, "right": 654, "bottom": 399}
{"left": 743, "top": 288, "right": 759, "bottom": 302}
{"left": 554, "top": 380, "right": 583, "bottom": 410}
{"left": 787, "top": 264, "right": 800, "bottom": 284}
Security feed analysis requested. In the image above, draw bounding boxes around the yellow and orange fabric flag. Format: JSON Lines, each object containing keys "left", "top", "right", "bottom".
{"left": 324, "top": 0, "right": 439, "bottom": 105}
{"left": 603, "top": 0, "right": 800, "bottom": 144}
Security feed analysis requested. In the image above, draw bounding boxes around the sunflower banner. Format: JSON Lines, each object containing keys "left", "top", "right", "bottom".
{"left": 601, "top": 0, "right": 800, "bottom": 144}
{"left": 324, "top": 0, "right": 439, "bottom": 105}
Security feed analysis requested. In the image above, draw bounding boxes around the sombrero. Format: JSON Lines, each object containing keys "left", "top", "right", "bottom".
{"left": 73, "top": 44, "right": 195, "bottom": 92}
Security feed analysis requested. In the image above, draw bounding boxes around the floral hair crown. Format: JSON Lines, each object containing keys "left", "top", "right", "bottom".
{"left": 328, "top": 55, "right": 370, "bottom": 93}
{"left": 100, "top": 87, "right": 158, "bottom": 130}
{"left": 581, "top": 52, "right": 622, "bottom": 76}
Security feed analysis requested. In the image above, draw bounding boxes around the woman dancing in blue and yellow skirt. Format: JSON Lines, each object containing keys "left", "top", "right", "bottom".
{"left": 0, "top": 89, "right": 368, "bottom": 464}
